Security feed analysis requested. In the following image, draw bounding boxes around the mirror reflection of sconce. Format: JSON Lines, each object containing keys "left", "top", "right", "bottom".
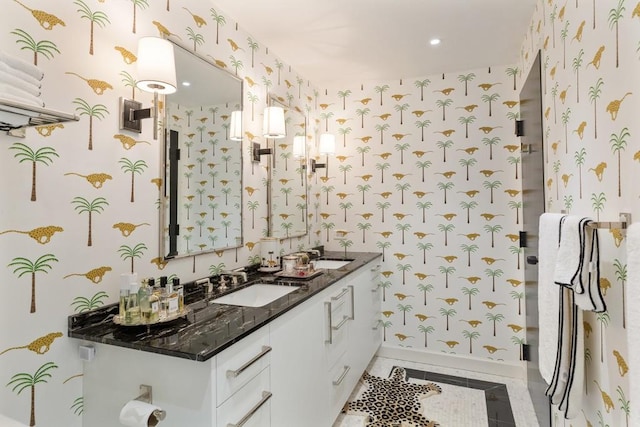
{"left": 229, "top": 110, "right": 242, "bottom": 141}
{"left": 318, "top": 133, "right": 336, "bottom": 156}
{"left": 120, "top": 37, "right": 177, "bottom": 140}
{"left": 292, "top": 135, "right": 305, "bottom": 159}
{"left": 263, "top": 106, "right": 285, "bottom": 139}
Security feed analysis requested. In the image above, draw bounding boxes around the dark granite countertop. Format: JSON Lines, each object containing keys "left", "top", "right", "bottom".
{"left": 68, "top": 251, "right": 381, "bottom": 362}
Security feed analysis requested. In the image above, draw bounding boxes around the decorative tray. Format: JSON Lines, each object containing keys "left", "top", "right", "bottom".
{"left": 113, "top": 307, "right": 190, "bottom": 326}
{"left": 273, "top": 269, "right": 323, "bottom": 280}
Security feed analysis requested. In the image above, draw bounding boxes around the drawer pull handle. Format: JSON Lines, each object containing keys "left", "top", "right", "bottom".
{"left": 331, "top": 288, "right": 349, "bottom": 301}
{"left": 333, "top": 366, "right": 351, "bottom": 386}
{"left": 348, "top": 285, "right": 355, "bottom": 320}
{"left": 227, "top": 390, "right": 272, "bottom": 427}
{"left": 227, "top": 346, "right": 272, "bottom": 378}
{"left": 332, "top": 315, "right": 349, "bottom": 331}
{"left": 325, "top": 301, "right": 333, "bottom": 344}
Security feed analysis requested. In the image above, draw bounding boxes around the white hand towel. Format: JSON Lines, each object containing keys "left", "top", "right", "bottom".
{"left": 573, "top": 224, "right": 606, "bottom": 312}
{"left": 538, "top": 213, "right": 565, "bottom": 384}
{"left": 0, "top": 69, "right": 41, "bottom": 97}
{"left": 626, "top": 223, "right": 640, "bottom": 427}
{"left": 0, "top": 62, "right": 42, "bottom": 87}
{"left": 0, "top": 50, "right": 44, "bottom": 81}
{"left": 554, "top": 216, "right": 591, "bottom": 293}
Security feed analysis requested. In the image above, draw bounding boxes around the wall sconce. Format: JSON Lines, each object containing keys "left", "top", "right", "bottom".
{"left": 120, "top": 37, "right": 177, "bottom": 140}
{"left": 292, "top": 135, "right": 305, "bottom": 159}
{"left": 229, "top": 110, "right": 242, "bottom": 141}
{"left": 263, "top": 106, "right": 286, "bottom": 139}
{"left": 318, "top": 133, "right": 336, "bottom": 156}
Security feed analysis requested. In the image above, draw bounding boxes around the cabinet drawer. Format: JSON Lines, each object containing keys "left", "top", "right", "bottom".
{"left": 217, "top": 367, "right": 271, "bottom": 427}
{"left": 328, "top": 360, "right": 357, "bottom": 420}
{"left": 216, "top": 326, "right": 270, "bottom": 406}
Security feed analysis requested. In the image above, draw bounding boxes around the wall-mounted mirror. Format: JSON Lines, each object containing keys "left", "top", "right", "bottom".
{"left": 267, "top": 97, "right": 308, "bottom": 242}
{"left": 160, "top": 39, "right": 243, "bottom": 259}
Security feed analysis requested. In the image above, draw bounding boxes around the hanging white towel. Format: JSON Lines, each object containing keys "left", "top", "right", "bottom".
{"left": 554, "top": 216, "right": 586, "bottom": 292}
{"left": 573, "top": 223, "right": 605, "bottom": 312}
{"left": 553, "top": 216, "right": 605, "bottom": 312}
{"left": 538, "top": 213, "right": 565, "bottom": 384}
{"left": 0, "top": 50, "right": 44, "bottom": 81}
{"left": 626, "top": 223, "right": 640, "bottom": 427}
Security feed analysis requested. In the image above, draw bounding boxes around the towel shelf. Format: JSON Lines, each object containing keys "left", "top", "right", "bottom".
{"left": 0, "top": 97, "right": 79, "bottom": 137}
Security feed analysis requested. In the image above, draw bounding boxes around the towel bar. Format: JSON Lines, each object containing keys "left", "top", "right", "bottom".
{"left": 586, "top": 212, "right": 631, "bottom": 231}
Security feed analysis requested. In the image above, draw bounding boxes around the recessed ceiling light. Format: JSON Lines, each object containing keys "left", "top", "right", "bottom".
{"left": 182, "top": 81, "right": 191, "bottom": 87}
{"left": 430, "top": 38, "right": 441, "bottom": 46}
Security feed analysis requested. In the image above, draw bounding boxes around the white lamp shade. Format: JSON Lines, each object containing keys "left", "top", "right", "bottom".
{"left": 263, "top": 106, "right": 286, "bottom": 139}
{"left": 292, "top": 135, "right": 305, "bottom": 158}
{"left": 136, "top": 37, "right": 177, "bottom": 94}
{"left": 229, "top": 110, "right": 243, "bottom": 141}
{"left": 319, "top": 133, "right": 336, "bottom": 156}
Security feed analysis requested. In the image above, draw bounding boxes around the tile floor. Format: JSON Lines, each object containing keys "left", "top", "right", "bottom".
{"left": 333, "top": 356, "right": 540, "bottom": 427}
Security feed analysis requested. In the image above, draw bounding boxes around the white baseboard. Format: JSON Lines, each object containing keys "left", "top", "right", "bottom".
{"left": 377, "top": 345, "right": 527, "bottom": 380}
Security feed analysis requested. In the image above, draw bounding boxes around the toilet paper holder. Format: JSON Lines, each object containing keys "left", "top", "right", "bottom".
{"left": 135, "top": 385, "right": 166, "bottom": 421}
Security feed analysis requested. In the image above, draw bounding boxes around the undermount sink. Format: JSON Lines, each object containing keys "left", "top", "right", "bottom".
{"left": 313, "top": 259, "right": 353, "bottom": 269}
{"left": 211, "top": 284, "right": 299, "bottom": 307}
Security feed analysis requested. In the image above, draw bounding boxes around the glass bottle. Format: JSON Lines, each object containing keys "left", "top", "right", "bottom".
{"left": 125, "top": 281, "right": 140, "bottom": 324}
{"left": 173, "top": 277, "right": 184, "bottom": 312}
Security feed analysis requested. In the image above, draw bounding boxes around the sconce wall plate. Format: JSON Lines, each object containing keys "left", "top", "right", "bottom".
{"left": 119, "top": 97, "right": 143, "bottom": 133}
{"left": 311, "top": 158, "right": 326, "bottom": 173}
{"left": 252, "top": 142, "right": 272, "bottom": 162}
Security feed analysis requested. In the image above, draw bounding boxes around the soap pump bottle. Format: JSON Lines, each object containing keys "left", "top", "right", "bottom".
{"left": 119, "top": 274, "right": 131, "bottom": 319}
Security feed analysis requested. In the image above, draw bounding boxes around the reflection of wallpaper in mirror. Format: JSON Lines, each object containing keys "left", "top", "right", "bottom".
{"left": 269, "top": 105, "right": 308, "bottom": 243}
{"left": 164, "top": 101, "right": 242, "bottom": 256}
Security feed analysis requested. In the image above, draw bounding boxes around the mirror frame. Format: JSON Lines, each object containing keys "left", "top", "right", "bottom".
{"left": 160, "top": 38, "right": 244, "bottom": 260}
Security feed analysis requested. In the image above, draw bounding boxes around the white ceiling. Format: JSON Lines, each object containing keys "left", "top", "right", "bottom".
{"left": 213, "top": 0, "right": 537, "bottom": 89}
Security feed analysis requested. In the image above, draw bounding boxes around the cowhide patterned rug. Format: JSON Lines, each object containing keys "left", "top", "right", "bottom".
{"left": 342, "top": 366, "right": 442, "bottom": 427}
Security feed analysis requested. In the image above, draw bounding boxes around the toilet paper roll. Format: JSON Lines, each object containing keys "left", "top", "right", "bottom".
{"left": 119, "top": 400, "right": 165, "bottom": 427}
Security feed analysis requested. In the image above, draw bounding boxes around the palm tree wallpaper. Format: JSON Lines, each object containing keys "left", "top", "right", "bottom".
{"left": 315, "top": 63, "right": 525, "bottom": 365}
{"left": 0, "top": 0, "right": 637, "bottom": 426}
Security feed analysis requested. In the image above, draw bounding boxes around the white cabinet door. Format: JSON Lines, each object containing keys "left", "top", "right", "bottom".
{"left": 350, "top": 260, "right": 383, "bottom": 373}
{"left": 270, "top": 296, "right": 328, "bottom": 427}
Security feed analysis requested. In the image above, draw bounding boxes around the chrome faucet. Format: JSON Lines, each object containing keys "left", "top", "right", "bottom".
{"left": 221, "top": 269, "right": 248, "bottom": 285}
{"left": 306, "top": 249, "right": 321, "bottom": 257}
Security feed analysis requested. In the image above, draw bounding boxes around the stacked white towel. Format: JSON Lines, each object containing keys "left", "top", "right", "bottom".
{"left": 0, "top": 50, "right": 44, "bottom": 108}
{"left": 625, "top": 223, "right": 640, "bottom": 427}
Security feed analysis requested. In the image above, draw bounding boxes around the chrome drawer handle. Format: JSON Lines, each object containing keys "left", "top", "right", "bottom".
{"left": 227, "top": 391, "right": 272, "bottom": 427}
{"left": 348, "top": 285, "right": 355, "bottom": 320}
{"left": 331, "top": 288, "right": 349, "bottom": 301}
{"left": 226, "top": 346, "right": 272, "bottom": 378}
{"left": 325, "top": 301, "right": 333, "bottom": 344}
{"left": 332, "top": 315, "right": 349, "bottom": 331}
{"left": 333, "top": 366, "right": 351, "bottom": 386}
